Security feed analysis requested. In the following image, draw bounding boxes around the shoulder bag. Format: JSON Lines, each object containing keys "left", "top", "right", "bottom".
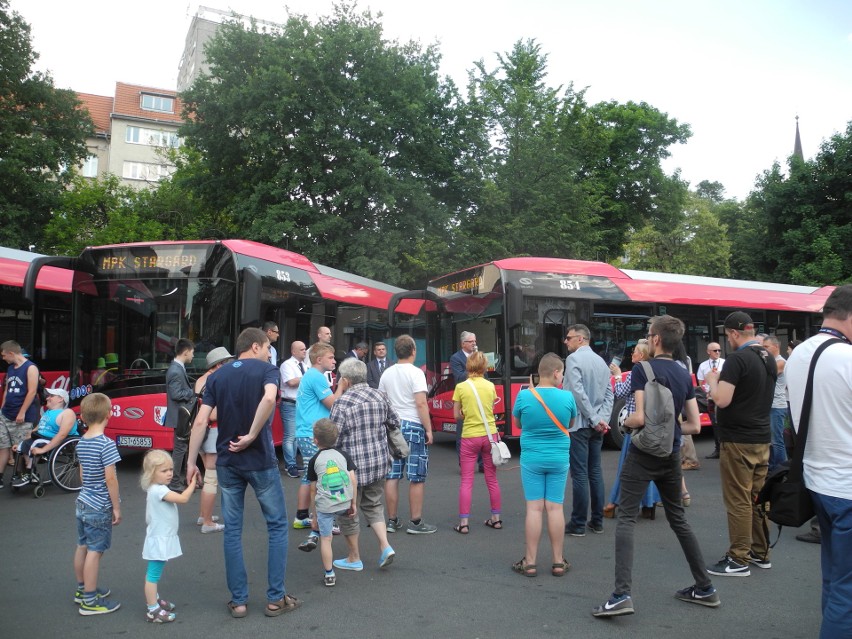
{"left": 757, "top": 337, "right": 842, "bottom": 536}
{"left": 528, "top": 386, "right": 570, "bottom": 437}
{"left": 466, "top": 379, "right": 511, "bottom": 466}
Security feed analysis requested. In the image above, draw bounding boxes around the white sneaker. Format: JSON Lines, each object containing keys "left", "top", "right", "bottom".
{"left": 201, "top": 523, "right": 225, "bottom": 534}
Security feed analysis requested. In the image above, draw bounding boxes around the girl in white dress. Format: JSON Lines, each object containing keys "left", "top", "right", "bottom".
{"left": 141, "top": 449, "right": 196, "bottom": 623}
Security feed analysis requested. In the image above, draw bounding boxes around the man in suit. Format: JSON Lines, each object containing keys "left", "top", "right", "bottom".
{"left": 450, "top": 332, "right": 480, "bottom": 468}
{"left": 343, "top": 342, "right": 368, "bottom": 362}
{"left": 367, "top": 342, "right": 391, "bottom": 389}
{"left": 167, "top": 338, "right": 196, "bottom": 490}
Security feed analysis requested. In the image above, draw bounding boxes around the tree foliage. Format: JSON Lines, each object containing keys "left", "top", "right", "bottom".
{"left": 0, "top": 0, "right": 92, "bottom": 249}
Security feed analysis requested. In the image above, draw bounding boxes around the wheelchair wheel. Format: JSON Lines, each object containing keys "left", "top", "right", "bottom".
{"left": 34, "top": 485, "right": 46, "bottom": 499}
{"left": 50, "top": 438, "right": 82, "bottom": 492}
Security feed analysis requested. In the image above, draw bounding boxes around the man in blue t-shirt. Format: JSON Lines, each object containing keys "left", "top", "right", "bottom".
{"left": 1, "top": 340, "right": 42, "bottom": 488}
{"left": 187, "top": 327, "right": 301, "bottom": 618}
{"left": 593, "top": 315, "right": 718, "bottom": 618}
{"left": 293, "top": 342, "right": 345, "bottom": 533}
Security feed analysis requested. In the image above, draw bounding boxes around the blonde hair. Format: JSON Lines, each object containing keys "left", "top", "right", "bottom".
{"left": 81, "top": 393, "right": 111, "bottom": 426}
{"left": 310, "top": 342, "right": 334, "bottom": 364}
{"left": 634, "top": 341, "right": 651, "bottom": 360}
{"left": 466, "top": 350, "right": 488, "bottom": 377}
{"left": 140, "top": 449, "right": 172, "bottom": 491}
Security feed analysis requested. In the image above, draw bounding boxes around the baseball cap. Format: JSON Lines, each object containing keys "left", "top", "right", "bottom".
{"left": 723, "top": 311, "right": 754, "bottom": 331}
{"left": 206, "top": 346, "right": 233, "bottom": 369}
{"left": 45, "top": 387, "right": 70, "bottom": 404}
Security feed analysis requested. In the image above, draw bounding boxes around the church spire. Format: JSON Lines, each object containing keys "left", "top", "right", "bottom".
{"left": 793, "top": 115, "right": 804, "bottom": 161}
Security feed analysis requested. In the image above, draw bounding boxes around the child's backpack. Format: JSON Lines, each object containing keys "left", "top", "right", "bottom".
{"left": 631, "top": 361, "right": 676, "bottom": 457}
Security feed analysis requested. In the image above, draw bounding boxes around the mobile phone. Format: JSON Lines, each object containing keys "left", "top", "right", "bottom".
{"left": 611, "top": 355, "right": 623, "bottom": 368}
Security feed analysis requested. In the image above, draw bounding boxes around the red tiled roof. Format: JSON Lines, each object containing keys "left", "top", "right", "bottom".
{"left": 76, "top": 92, "right": 113, "bottom": 135}
{"left": 113, "top": 82, "right": 185, "bottom": 123}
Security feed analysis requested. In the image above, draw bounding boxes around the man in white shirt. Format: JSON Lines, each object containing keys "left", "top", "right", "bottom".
{"left": 696, "top": 342, "right": 725, "bottom": 459}
{"left": 263, "top": 322, "right": 280, "bottom": 366}
{"left": 379, "top": 334, "right": 437, "bottom": 535}
{"left": 786, "top": 284, "right": 852, "bottom": 639}
{"left": 762, "top": 336, "right": 788, "bottom": 472}
{"left": 279, "top": 341, "right": 307, "bottom": 478}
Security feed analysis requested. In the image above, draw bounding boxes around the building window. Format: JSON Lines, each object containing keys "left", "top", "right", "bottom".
{"left": 125, "top": 125, "right": 180, "bottom": 148}
{"left": 122, "top": 161, "right": 173, "bottom": 182}
{"left": 81, "top": 155, "right": 98, "bottom": 177}
{"left": 140, "top": 93, "right": 175, "bottom": 113}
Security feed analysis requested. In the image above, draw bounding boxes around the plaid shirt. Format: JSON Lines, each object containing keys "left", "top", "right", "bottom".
{"left": 330, "top": 383, "right": 399, "bottom": 486}
{"left": 614, "top": 371, "right": 636, "bottom": 414}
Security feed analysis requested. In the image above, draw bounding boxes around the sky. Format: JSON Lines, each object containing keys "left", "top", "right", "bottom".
{"left": 13, "top": 0, "right": 852, "bottom": 201}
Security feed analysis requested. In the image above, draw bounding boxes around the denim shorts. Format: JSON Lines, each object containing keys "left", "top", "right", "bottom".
{"left": 386, "top": 420, "right": 429, "bottom": 483}
{"left": 76, "top": 501, "right": 113, "bottom": 553}
{"left": 317, "top": 509, "right": 348, "bottom": 537}
{"left": 297, "top": 436, "right": 319, "bottom": 486}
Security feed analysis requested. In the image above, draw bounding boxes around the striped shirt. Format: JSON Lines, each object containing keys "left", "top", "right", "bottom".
{"left": 76, "top": 434, "right": 121, "bottom": 510}
{"left": 330, "top": 383, "right": 398, "bottom": 486}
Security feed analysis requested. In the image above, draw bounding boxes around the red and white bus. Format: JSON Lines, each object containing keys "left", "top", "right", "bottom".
{"left": 1, "top": 246, "right": 73, "bottom": 392}
{"left": 25, "top": 240, "right": 423, "bottom": 450}
{"left": 389, "top": 257, "right": 835, "bottom": 447}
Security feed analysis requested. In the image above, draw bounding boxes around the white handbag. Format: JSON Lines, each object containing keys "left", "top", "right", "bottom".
{"left": 466, "top": 380, "right": 511, "bottom": 466}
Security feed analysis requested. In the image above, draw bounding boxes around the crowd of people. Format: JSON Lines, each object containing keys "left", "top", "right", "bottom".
{"left": 1, "top": 284, "right": 850, "bottom": 636}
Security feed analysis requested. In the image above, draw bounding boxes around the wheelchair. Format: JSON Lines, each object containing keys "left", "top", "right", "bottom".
{"left": 10, "top": 435, "right": 83, "bottom": 498}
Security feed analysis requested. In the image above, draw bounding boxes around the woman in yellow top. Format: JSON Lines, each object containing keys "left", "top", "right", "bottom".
{"left": 452, "top": 351, "right": 503, "bottom": 533}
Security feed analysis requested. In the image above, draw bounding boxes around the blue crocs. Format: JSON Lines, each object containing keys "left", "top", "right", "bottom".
{"left": 332, "top": 558, "right": 364, "bottom": 572}
{"left": 379, "top": 546, "right": 395, "bottom": 568}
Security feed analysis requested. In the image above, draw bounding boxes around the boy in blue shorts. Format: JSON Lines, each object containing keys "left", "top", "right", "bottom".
{"left": 74, "top": 393, "right": 122, "bottom": 615}
{"left": 303, "top": 418, "right": 357, "bottom": 587}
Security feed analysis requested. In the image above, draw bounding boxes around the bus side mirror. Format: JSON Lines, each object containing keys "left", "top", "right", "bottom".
{"left": 240, "top": 266, "right": 262, "bottom": 326}
{"left": 506, "top": 281, "right": 523, "bottom": 330}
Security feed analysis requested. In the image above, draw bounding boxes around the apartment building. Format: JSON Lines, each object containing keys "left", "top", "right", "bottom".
{"left": 75, "top": 83, "right": 184, "bottom": 189}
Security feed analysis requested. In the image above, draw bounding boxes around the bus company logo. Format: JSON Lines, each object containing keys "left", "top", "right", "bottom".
{"left": 123, "top": 407, "right": 144, "bottom": 420}
{"left": 154, "top": 406, "right": 167, "bottom": 425}
{"left": 518, "top": 277, "right": 533, "bottom": 288}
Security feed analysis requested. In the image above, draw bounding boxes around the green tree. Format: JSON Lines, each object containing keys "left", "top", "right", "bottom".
{"left": 620, "top": 193, "right": 730, "bottom": 276}
{"left": 0, "top": 0, "right": 93, "bottom": 249}
{"left": 177, "top": 3, "right": 480, "bottom": 288}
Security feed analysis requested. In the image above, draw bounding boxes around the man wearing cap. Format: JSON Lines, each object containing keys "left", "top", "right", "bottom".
{"left": 704, "top": 312, "right": 777, "bottom": 577}
{"left": 12, "top": 387, "right": 77, "bottom": 486}
{"left": 0, "top": 340, "right": 41, "bottom": 489}
{"left": 166, "top": 338, "right": 196, "bottom": 491}
{"left": 696, "top": 343, "right": 725, "bottom": 459}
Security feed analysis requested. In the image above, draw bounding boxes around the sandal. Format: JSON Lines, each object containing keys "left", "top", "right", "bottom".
{"left": 146, "top": 605, "right": 176, "bottom": 623}
{"left": 453, "top": 523, "right": 470, "bottom": 534}
{"left": 512, "top": 558, "right": 537, "bottom": 577}
{"left": 265, "top": 594, "right": 302, "bottom": 617}
{"left": 227, "top": 601, "right": 248, "bottom": 619}
{"left": 682, "top": 492, "right": 691, "bottom": 507}
{"left": 484, "top": 518, "right": 503, "bottom": 530}
{"left": 551, "top": 559, "right": 572, "bottom": 577}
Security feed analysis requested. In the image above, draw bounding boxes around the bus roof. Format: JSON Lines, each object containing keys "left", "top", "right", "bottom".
{"left": 0, "top": 246, "right": 73, "bottom": 293}
{"left": 459, "top": 257, "right": 834, "bottom": 313}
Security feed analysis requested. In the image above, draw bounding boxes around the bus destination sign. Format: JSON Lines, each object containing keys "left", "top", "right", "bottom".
{"left": 93, "top": 247, "right": 210, "bottom": 276}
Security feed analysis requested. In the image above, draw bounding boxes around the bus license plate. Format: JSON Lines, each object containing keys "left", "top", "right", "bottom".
{"left": 442, "top": 422, "right": 457, "bottom": 433}
{"left": 116, "top": 436, "right": 153, "bottom": 448}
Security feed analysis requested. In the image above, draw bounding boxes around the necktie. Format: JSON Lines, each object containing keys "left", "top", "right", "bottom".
{"left": 298, "top": 361, "right": 305, "bottom": 374}
{"left": 380, "top": 360, "right": 385, "bottom": 373}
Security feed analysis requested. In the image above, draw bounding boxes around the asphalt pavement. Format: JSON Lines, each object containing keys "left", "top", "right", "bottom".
{"left": 1, "top": 433, "right": 821, "bottom": 638}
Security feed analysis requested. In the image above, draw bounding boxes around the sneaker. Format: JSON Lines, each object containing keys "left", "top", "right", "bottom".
{"left": 675, "top": 585, "right": 721, "bottom": 607}
{"left": 197, "top": 516, "right": 220, "bottom": 526}
{"left": 746, "top": 550, "right": 771, "bottom": 569}
{"left": 298, "top": 533, "right": 318, "bottom": 552}
{"left": 331, "top": 523, "right": 341, "bottom": 536}
{"left": 406, "top": 520, "right": 437, "bottom": 535}
{"left": 565, "top": 525, "right": 586, "bottom": 537}
{"left": 74, "top": 586, "right": 111, "bottom": 604}
{"left": 707, "top": 555, "right": 750, "bottom": 577}
{"left": 12, "top": 473, "right": 31, "bottom": 488}
{"left": 286, "top": 466, "right": 300, "bottom": 479}
{"left": 379, "top": 546, "right": 395, "bottom": 568}
{"left": 0, "top": 475, "right": 4, "bottom": 489}
{"left": 589, "top": 522, "right": 604, "bottom": 534}
{"left": 386, "top": 517, "right": 400, "bottom": 533}
{"left": 796, "top": 529, "right": 821, "bottom": 544}
{"left": 293, "top": 516, "right": 312, "bottom": 529}
{"left": 79, "top": 597, "right": 121, "bottom": 616}
{"left": 592, "top": 593, "right": 634, "bottom": 617}
{"left": 201, "top": 523, "right": 225, "bottom": 534}
{"left": 324, "top": 572, "right": 336, "bottom": 587}
{"left": 332, "top": 558, "right": 363, "bottom": 572}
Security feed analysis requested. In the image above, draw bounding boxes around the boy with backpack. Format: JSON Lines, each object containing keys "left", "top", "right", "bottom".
{"left": 593, "top": 315, "right": 719, "bottom": 618}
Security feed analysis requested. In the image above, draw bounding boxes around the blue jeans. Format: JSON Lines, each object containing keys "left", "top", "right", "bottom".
{"left": 279, "top": 401, "right": 297, "bottom": 469}
{"left": 217, "top": 464, "right": 289, "bottom": 605}
{"left": 811, "top": 490, "right": 852, "bottom": 639}
{"left": 569, "top": 427, "right": 605, "bottom": 529}
{"left": 768, "top": 407, "right": 788, "bottom": 472}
